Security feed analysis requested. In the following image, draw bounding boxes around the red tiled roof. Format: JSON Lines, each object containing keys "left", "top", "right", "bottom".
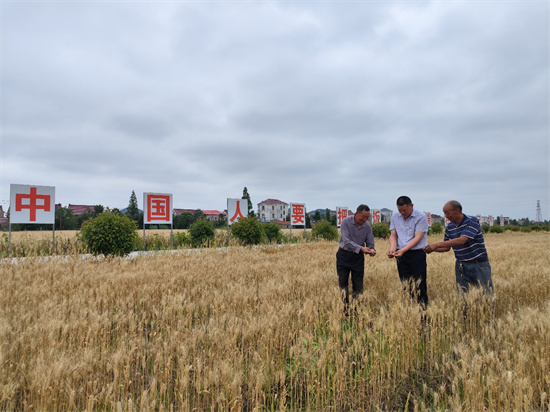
{"left": 173, "top": 209, "right": 225, "bottom": 216}
{"left": 203, "top": 210, "right": 225, "bottom": 216}
{"left": 68, "top": 204, "right": 95, "bottom": 216}
{"left": 258, "top": 198, "right": 288, "bottom": 206}
{"left": 173, "top": 208, "right": 195, "bottom": 216}
{"left": 273, "top": 220, "right": 291, "bottom": 226}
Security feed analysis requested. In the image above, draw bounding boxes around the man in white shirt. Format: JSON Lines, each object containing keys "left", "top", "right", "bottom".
{"left": 387, "top": 196, "right": 429, "bottom": 309}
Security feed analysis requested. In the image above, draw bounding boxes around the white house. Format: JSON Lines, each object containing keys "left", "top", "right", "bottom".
{"left": 258, "top": 199, "right": 288, "bottom": 222}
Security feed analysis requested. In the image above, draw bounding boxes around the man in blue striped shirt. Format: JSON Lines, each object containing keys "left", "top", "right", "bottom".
{"left": 388, "top": 196, "right": 429, "bottom": 309}
{"left": 424, "top": 200, "right": 494, "bottom": 295}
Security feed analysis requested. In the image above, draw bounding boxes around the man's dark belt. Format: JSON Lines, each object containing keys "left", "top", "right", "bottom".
{"left": 338, "top": 248, "right": 357, "bottom": 255}
{"left": 459, "top": 257, "right": 489, "bottom": 263}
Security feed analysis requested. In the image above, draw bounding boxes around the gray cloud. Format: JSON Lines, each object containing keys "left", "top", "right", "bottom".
{"left": 1, "top": 1, "right": 547, "bottom": 219}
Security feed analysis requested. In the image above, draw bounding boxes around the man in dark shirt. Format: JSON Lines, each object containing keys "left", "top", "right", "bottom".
{"left": 424, "top": 200, "right": 494, "bottom": 295}
{"left": 336, "top": 204, "right": 376, "bottom": 314}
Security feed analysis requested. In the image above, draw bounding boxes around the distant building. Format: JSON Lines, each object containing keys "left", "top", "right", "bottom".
{"left": 203, "top": 210, "right": 225, "bottom": 223}
{"left": 274, "top": 221, "right": 291, "bottom": 229}
{"left": 68, "top": 204, "right": 96, "bottom": 216}
{"left": 430, "top": 214, "right": 444, "bottom": 225}
{"left": 380, "top": 208, "right": 393, "bottom": 223}
{"left": 0, "top": 205, "right": 6, "bottom": 228}
{"left": 173, "top": 209, "right": 195, "bottom": 216}
{"left": 173, "top": 208, "right": 225, "bottom": 223}
{"left": 258, "top": 199, "right": 288, "bottom": 222}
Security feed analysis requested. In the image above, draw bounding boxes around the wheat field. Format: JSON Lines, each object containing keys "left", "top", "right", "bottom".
{"left": 1, "top": 232, "right": 549, "bottom": 411}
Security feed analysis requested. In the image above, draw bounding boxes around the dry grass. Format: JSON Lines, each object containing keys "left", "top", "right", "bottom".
{"left": 0, "top": 232, "right": 549, "bottom": 411}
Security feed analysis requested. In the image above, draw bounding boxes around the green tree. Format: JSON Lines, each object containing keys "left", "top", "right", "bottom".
{"left": 305, "top": 214, "right": 312, "bottom": 229}
{"left": 312, "top": 220, "right": 339, "bottom": 241}
{"left": 263, "top": 222, "right": 282, "bottom": 243}
{"left": 214, "top": 214, "right": 227, "bottom": 228}
{"left": 79, "top": 211, "right": 139, "bottom": 256}
{"left": 313, "top": 210, "right": 322, "bottom": 222}
{"left": 231, "top": 217, "right": 264, "bottom": 245}
{"left": 188, "top": 219, "right": 216, "bottom": 247}
{"left": 174, "top": 212, "right": 194, "bottom": 229}
{"left": 242, "top": 187, "right": 255, "bottom": 217}
{"left": 193, "top": 209, "right": 205, "bottom": 221}
{"left": 371, "top": 223, "right": 390, "bottom": 239}
{"left": 77, "top": 210, "right": 96, "bottom": 229}
{"left": 126, "top": 191, "right": 139, "bottom": 220}
{"left": 55, "top": 207, "right": 77, "bottom": 230}
{"left": 429, "top": 223, "right": 444, "bottom": 235}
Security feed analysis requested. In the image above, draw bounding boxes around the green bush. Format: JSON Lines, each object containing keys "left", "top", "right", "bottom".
{"left": 429, "top": 223, "right": 444, "bottom": 235}
{"left": 230, "top": 217, "right": 264, "bottom": 245}
{"left": 188, "top": 220, "right": 216, "bottom": 247}
{"left": 530, "top": 225, "right": 542, "bottom": 232}
{"left": 79, "top": 211, "right": 139, "bottom": 256}
{"left": 175, "top": 232, "right": 191, "bottom": 247}
{"left": 263, "top": 222, "right": 282, "bottom": 243}
{"left": 520, "top": 226, "right": 532, "bottom": 233}
{"left": 371, "top": 223, "right": 390, "bottom": 239}
{"left": 489, "top": 225, "right": 504, "bottom": 234}
{"left": 505, "top": 225, "right": 520, "bottom": 232}
{"left": 143, "top": 234, "right": 170, "bottom": 251}
{"left": 481, "top": 224, "right": 490, "bottom": 233}
{"left": 312, "top": 220, "right": 338, "bottom": 241}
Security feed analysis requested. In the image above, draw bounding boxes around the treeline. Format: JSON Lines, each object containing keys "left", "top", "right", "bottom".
{"left": 7, "top": 207, "right": 229, "bottom": 231}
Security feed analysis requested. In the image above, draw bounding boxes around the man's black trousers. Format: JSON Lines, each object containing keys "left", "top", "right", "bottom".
{"left": 396, "top": 249, "right": 428, "bottom": 309}
{"left": 336, "top": 248, "right": 364, "bottom": 306}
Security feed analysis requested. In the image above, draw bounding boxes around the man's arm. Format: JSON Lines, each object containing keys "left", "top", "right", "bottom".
{"left": 340, "top": 219, "right": 362, "bottom": 253}
{"left": 387, "top": 229, "right": 398, "bottom": 258}
{"left": 393, "top": 231, "right": 425, "bottom": 257}
{"left": 424, "top": 236, "right": 469, "bottom": 254}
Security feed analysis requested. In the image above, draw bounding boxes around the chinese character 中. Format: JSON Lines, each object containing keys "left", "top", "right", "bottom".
{"left": 15, "top": 187, "right": 50, "bottom": 222}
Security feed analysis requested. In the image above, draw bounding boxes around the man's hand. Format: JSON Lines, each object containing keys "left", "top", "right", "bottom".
{"left": 386, "top": 249, "right": 396, "bottom": 258}
{"left": 393, "top": 249, "right": 406, "bottom": 258}
{"left": 423, "top": 244, "right": 436, "bottom": 254}
{"left": 362, "top": 247, "right": 376, "bottom": 257}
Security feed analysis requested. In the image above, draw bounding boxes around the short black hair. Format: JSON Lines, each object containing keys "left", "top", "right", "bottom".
{"left": 448, "top": 200, "right": 462, "bottom": 212}
{"left": 396, "top": 196, "right": 412, "bottom": 206}
{"left": 356, "top": 204, "right": 370, "bottom": 213}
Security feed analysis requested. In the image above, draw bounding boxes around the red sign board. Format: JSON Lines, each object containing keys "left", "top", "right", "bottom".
{"left": 336, "top": 207, "right": 348, "bottom": 227}
{"left": 290, "top": 203, "right": 305, "bottom": 226}
{"left": 10, "top": 184, "right": 55, "bottom": 224}
{"left": 227, "top": 198, "right": 248, "bottom": 225}
{"left": 144, "top": 193, "right": 172, "bottom": 224}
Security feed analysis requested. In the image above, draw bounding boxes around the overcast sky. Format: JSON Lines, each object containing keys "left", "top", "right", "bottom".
{"left": 1, "top": 1, "right": 548, "bottom": 220}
